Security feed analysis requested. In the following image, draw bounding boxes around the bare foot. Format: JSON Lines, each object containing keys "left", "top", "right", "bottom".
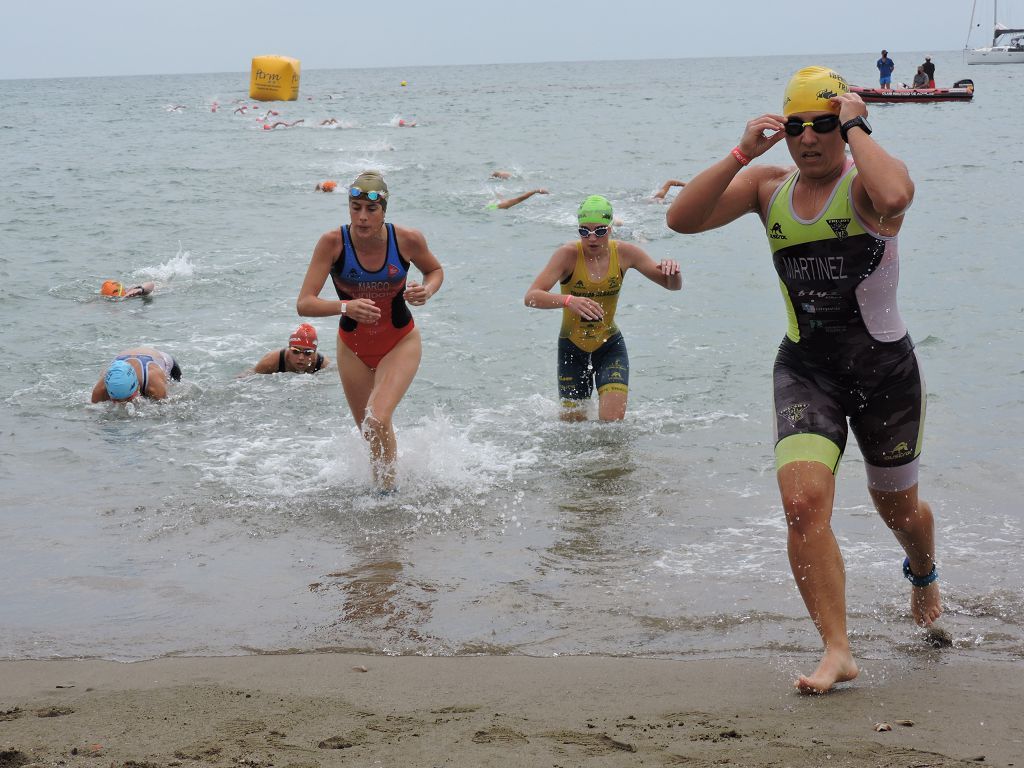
{"left": 911, "top": 581, "right": 942, "bottom": 626}
{"left": 795, "top": 647, "right": 859, "bottom": 694}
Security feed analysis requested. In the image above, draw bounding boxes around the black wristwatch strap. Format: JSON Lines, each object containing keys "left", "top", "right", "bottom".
{"left": 840, "top": 117, "right": 871, "bottom": 143}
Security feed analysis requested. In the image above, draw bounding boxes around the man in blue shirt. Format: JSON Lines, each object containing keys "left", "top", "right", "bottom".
{"left": 876, "top": 50, "right": 895, "bottom": 89}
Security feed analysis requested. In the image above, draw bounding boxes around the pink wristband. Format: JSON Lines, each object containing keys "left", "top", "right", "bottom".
{"left": 563, "top": 294, "right": 573, "bottom": 307}
{"left": 731, "top": 146, "right": 751, "bottom": 166}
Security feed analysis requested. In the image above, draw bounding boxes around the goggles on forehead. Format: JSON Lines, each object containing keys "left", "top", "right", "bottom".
{"left": 349, "top": 186, "right": 387, "bottom": 202}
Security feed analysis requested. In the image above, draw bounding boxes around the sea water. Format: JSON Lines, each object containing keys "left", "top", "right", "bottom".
{"left": 1, "top": 53, "right": 1021, "bottom": 663}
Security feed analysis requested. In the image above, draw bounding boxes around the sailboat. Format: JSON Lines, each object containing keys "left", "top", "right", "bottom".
{"left": 966, "top": 0, "right": 1024, "bottom": 63}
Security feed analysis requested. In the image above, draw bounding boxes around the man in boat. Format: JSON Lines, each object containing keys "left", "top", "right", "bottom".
{"left": 876, "top": 50, "right": 895, "bottom": 90}
{"left": 922, "top": 56, "right": 936, "bottom": 88}
{"left": 912, "top": 66, "right": 929, "bottom": 88}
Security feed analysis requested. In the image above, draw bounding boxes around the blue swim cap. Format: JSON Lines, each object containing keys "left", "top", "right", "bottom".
{"left": 105, "top": 360, "right": 139, "bottom": 400}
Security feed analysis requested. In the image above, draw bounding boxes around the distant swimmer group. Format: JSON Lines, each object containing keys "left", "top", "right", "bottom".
{"left": 263, "top": 119, "right": 304, "bottom": 130}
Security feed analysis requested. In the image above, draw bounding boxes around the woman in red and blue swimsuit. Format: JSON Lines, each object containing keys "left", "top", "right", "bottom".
{"left": 297, "top": 171, "right": 444, "bottom": 491}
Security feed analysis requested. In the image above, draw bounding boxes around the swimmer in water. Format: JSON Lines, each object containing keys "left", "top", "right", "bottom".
{"left": 246, "top": 323, "right": 331, "bottom": 375}
{"left": 91, "top": 346, "right": 182, "bottom": 403}
{"left": 263, "top": 119, "right": 303, "bottom": 130}
{"left": 486, "top": 188, "right": 549, "bottom": 210}
{"left": 652, "top": 179, "right": 687, "bottom": 201}
{"left": 100, "top": 280, "right": 155, "bottom": 299}
{"left": 316, "top": 181, "right": 338, "bottom": 192}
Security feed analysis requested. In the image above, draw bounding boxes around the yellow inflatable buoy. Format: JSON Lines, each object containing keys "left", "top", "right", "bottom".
{"left": 249, "top": 55, "right": 301, "bottom": 101}
{"left": 400, "top": 81, "right": 407, "bottom": 87}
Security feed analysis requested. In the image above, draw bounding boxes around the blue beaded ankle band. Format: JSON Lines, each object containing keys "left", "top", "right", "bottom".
{"left": 903, "top": 557, "right": 938, "bottom": 587}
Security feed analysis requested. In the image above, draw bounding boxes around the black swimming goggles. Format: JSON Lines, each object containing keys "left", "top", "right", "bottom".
{"left": 783, "top": 114, "right": 841, "bottom": 136}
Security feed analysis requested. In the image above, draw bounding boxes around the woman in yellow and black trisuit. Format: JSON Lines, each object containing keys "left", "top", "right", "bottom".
{"left": 666, "top": 66, "right": 938, "bottom": 694}
{"left": 524, "top": 195, "right": 682, "bottom": 421}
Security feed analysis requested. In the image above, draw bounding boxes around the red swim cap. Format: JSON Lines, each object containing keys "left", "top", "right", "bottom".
{"left": 289, "top": 323, "right": 318, "bottom": 349}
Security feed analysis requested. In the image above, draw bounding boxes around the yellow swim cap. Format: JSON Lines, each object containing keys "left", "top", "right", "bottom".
{"left": 782, "top": 66, "right": 849, "bottom": 116}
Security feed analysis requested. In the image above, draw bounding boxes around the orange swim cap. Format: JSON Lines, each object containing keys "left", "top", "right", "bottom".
{"left": 101, "top": 280, "right": 125, "bottom": 297}
{"left": 320, "top": 180, "right": 337, "bottom": 192}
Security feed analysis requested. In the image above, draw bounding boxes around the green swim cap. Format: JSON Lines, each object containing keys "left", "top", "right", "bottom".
{"left": 577, "top": 195, "right": 613, "bottom": 225}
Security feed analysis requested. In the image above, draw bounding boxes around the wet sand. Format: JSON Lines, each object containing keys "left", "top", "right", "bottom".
{"left": 2, "top": 653, "right": 1020, "bottom": 767}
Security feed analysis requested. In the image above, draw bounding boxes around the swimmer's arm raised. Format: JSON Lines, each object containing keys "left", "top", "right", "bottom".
{"left": 496, "top": 189, "right": 548, "bottom": 209}
{"left": 653, "top": 180, "right": 686, "bottom": 200}
{"left": 667, "top": 114, "right": 787, "bottom": 233}
{"left": 619, "top": 243, "right": 682, "bottom": 290}
{"left": 831, "top": 94, "right": 914, "bottom": 230}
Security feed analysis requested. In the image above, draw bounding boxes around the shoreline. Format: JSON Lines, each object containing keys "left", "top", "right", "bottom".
{"left": 2, "top": 653, "right": 1021, "bottom": 767}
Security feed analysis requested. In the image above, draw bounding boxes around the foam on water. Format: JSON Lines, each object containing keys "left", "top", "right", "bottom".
{"left": 138, "top": 243, "right": 195, "bottom": 283}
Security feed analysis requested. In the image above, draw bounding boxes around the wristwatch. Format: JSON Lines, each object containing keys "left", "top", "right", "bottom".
{"left": 840, "top": 116, "right": 872, "bottom": 143}
{"left": 340, "top": 301, "right": 348, "bottom": 315}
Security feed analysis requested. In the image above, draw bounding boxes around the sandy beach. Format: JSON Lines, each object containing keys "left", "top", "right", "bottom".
{"left": 2, "top": 653, "right": 1020, "bottom": 767}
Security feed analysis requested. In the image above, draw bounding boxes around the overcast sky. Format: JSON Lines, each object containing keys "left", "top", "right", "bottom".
{"left": 3, "top": 0, "right": 1013, "bottom": 80}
